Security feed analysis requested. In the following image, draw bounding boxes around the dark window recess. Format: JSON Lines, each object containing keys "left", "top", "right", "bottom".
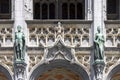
{"left": 42, "top": 4, "right": 48, "bottom": 19}
{"left": 62, "top": 3, "right": 68, "bottom": 19}
{"left": 34, "top": 3, "right": 40, "bottom": 19}
{"left": 0, "top": 0, "right": 11, "bottom": 19}
{"left": 33, "top": 0, "right": 84, "bottom": 19}
{"left": 70, "top": 3, "right": 75, "bottom": 19}
{"left": 107, "top": 0, "right": 117, "bottom": 14}
{"left": 49, "top": 3, "right": 55, "bottom": 19}
{"left": 0, "top": 0, "right": 9, "bottom": 13}
{"left": 77, "top": 3, "right": 83, "bottom": 19}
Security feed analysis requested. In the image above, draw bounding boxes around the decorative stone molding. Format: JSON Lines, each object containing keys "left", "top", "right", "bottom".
{"left": 0, "top": 54, "right": 13, "bottom": 74}
{"left": 105, "top": 49, "right": 120, "bottom": 74}
{"left": 28, "top": 54, "right": 43, "bottom": 72}
{"left": 28, "top": 21, "right": 91, "bottom": 47}
{"left": 76, "top": 52, "right": 90, "bottom": 72}
{"left": 0, "top": 20, "right": 119, "bottom": 80}
{"left": 105, "top": 22, "right": 120, "bottom": 47}
{"left": 0, "top": 23, "right": 13, "bottom": 47}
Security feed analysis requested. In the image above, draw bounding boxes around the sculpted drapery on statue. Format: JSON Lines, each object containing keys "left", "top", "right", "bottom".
{"left": 14, "top": 25, "right": 26, "bottom": 61}
{"left": 94, "top": 26, "right": 105, "bottom": 62}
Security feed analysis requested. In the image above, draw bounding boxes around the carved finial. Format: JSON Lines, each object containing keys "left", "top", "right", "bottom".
{"left": 55, "top": 22, "right": 63, "bottom": 37}
{"left": 58, "top": 22, "right": 62, "bottom": 33}
{"left": 58, "top": 22, "right": 61, "bottom": 27}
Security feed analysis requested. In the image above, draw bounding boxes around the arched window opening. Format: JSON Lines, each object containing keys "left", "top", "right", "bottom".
{"left": 77, "top": 3, "right": 83, "bottom": 19}
{"left": 0, "top": 0, "right": 11, "bottom": 19}
{"left": 62, "top": 3, "right": 68, "bottom": 19}
{"left": 42, "top": 3, "right": 48, "bottom": 19}
{"left": 70, "top": 3, "right": 75, "bottom": 19}
{"left": 34, "top": 3, "right": 40, "bottom": 19}
{"left": 49, "top": 3, "right": 55, "bottom": 19}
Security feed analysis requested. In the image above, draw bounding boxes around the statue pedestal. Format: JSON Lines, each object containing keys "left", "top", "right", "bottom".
{"left": 14, "top": 61, "right": 27, "bottom": 80}
{"left": 93, "top": 60, "right": 105, "bottom": 80}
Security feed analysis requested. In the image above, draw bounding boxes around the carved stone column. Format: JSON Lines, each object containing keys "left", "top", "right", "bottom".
{"left": 14, "top": 61, "right": 27, "bottom": 80}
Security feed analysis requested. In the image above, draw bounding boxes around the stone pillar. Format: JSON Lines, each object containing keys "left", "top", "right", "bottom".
{"left": 91, "top": 0, "right": 105, "bottom": 80}
{"left": 14, "top": 0, "right": 28, "bottom": 80}
{"left": 93, "top": 0, "right": 104, "bottom": 33}
{"left": 85, "top": 0, "right": 92, "bottom": 20}
{"left": 14, "top": 0, "right": 25, "bottom": 31}
{"left": 14, "top": 0, "right": 28, "bottom": 43}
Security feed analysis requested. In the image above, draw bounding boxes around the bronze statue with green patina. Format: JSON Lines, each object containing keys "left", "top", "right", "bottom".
{"left": 94, "top": 27, "right": 105, "bottom": 62}
{"left": 14, "top": 25, "right": 25, "bottom": 61}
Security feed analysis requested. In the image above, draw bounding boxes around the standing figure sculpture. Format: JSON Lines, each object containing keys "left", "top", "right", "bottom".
{"left": 94, "top": 27, "right": 105, "bottom": 62}
{"left": 14, "top": 25, "right": 25, "bottom": 61}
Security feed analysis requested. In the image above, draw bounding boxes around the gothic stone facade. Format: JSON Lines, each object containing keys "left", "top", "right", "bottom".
{"left": 0, "top": 0, "right": 120, "bottom": 80}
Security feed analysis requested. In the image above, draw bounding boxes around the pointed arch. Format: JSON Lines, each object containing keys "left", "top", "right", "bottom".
{"left": 106, "top": 64, "right": 120, "bottom": 80}
{"left": 29, "top": 60, "right": 90, "bottom": 80}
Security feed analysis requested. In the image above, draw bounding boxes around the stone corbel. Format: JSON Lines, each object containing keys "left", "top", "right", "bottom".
{"left": 93, "top": 60, "right": 105, "bottom": 80}
{"left": 14, "top": 62, "right": 27, "bottom": 80}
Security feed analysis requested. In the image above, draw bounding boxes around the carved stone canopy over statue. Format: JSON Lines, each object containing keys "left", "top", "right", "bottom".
{"left": 14, "top": 25, "right": 26, "bottom": 61}
{"left": 94, "top": 26, "right": 105, "bottom": 62}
